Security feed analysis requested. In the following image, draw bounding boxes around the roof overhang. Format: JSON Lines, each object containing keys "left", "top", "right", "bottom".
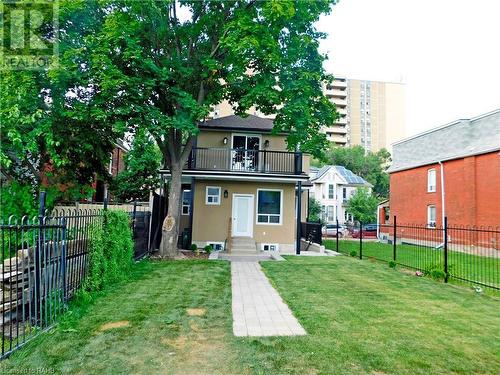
{"left": 159, "top": 169, "right": 308, "bottom": 184}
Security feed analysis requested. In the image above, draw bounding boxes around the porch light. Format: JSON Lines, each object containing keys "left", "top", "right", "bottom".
{"left": 264, "top": 140, "right": 270, "bottom": 148}
{"left": 223, "top": 137, "right": 228, "bottom": 145}
{"left": 224, "top": 190, "right": 229, "bottom": 198}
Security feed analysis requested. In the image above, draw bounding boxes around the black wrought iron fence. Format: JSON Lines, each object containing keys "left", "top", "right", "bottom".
{"left": 0, "top": 196, "right": 152, "bottom": 359}
{"left": 326, "top": 217, "right": 499, "bottom": 291}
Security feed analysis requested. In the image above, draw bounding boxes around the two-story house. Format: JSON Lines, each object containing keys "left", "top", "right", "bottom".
{"left": 384, "top": 108, "right": 500, "bottom": 228}
{"left": 160, "top": 115, "right": 310, "bottom": 254}
{"left": 308, "top": 165, "right": 371, "bottom": 225}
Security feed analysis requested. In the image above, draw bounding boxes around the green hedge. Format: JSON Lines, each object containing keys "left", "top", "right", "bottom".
{"left": 84, "top": 210, "right": 134, "bottom": 293}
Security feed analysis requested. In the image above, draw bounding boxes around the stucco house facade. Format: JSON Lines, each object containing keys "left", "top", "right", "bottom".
{"left": 384, "top": 108, "right": 500, "bottom": 228}
{"left": 308, "top": 165, "right": 371, "bottom": 225}
{"left": 160, "top": 115, "right": 310, "bottom": 254}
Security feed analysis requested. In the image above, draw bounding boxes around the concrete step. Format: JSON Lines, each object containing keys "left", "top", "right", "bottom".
{"left": 230, "top": 237, "right": 258, "bottom": 253}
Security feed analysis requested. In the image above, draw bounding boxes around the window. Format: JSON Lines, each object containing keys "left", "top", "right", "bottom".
{"left": 327, "top": 206, "right": 334, "bottom": 222}
{"left": 427, "top": 169, "right": 436, "bottom": 192}
{"left": 207, "top": 242, "right": 224, "bottom": 251}
{"left": 328, "top": 184, "right": 335, "bottom": 199}
{"left": 206, "top": 186, "right": 221, "bottom": 205}
{"left": 257, "top": 190, "right": 282, "bottom": 224}
{"left": 427, "top": 205, "right": 436, "bottom": 228}
{"left": 343, "top": 188, "right": 347, "bottom": 200}
{"left": 182, "top": 190, "right": 191, "bottom": 215}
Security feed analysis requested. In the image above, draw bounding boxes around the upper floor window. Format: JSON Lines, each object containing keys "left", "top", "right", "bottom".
{"left": 206, "top": 186, "right": 221, "bottom": 205}
{"left": 182, "top": 190, "right": 191, "bottom": 215}
{"left": 427, "top": 205, "right": 436, "bottom": 228}
{"left": 328, "top": 184, "right": 335, "bottom": 199}
{"left": 428, "top": 169, "right": 436, "bottom": 192}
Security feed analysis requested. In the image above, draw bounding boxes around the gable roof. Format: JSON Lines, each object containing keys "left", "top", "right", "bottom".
{"left": 310, "top": 165, "right": 371, "bottom": 186}
{"left": 199, "top": 115, "right": 275, "bottom": 132}
{"left": 388, "top": 108, "right": 500, "bottom": 173}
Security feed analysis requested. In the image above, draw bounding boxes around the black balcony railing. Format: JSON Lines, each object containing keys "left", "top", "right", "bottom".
{"left": 186, "top": 148, "right": 303, "bottom": 175}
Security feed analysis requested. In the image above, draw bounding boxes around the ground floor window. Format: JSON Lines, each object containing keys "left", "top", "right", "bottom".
{"left": 427, "top": 205, "right": 436, "bottom": 228}
{"left": 206, "top": 186, "right": 221, "bottom": 205}
{"left": 327, "top": 205, "right": 334, "bottom": 222}
{"left": 257, "top": 189, "right": 282, "bottom": 224}
{"left": 182, "top": 190, "right": 191, "bottom": 215}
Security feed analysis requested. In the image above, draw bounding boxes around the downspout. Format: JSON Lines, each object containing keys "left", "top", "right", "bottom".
{"left": 439, "top": 161, "right": 446, "bottom": 244}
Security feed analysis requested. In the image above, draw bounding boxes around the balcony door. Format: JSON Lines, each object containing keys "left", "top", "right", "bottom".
{"left": 231, "top": 134, "right": 260, "bottom": 171}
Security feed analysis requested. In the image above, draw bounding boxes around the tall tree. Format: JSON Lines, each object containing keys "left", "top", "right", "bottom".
{"left": 313, "top": 145, "right": 391, "bottom": 198}
{"left": 66, "top": 0, "right": 337, "bottom": 257}
{"left": 346, "top": 187, "right": 378, "bottom": 224}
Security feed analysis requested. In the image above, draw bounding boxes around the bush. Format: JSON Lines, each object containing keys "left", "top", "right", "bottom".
{"left": 349, "top": 250, "right": 357, "bottom": 257}
{"left": 190, "top": 244, "right": 197, "bottom": 251}
{"left": 428, "top": 268, "right": 446, "bottom": 280}
{"left": 204, "top": 245, "right": 213, "bottom": 254}
{"left": 388, "top": 260, "right": 397, "bottom": 269}
{"left": 84, "top": 210, "right": 134, "bottom": 293}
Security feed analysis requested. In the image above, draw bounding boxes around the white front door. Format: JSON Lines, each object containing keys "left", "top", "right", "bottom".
{"left": 232, "top": 194, "right": 254, "bottom": 237}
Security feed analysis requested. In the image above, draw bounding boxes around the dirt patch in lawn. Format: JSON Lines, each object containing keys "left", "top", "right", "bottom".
{"left": 99, "top": 321, "right": 130, "bottom": 331}
{"left": 186, "top": 308, "right": 206, "bottom": 316}
{"left": 161, "top": 335, "right": 187, "bottom": 350}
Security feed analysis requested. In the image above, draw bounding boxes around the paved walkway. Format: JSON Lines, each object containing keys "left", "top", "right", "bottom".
{"left": 231, "top": 262, "right": 306, "bottom": 337}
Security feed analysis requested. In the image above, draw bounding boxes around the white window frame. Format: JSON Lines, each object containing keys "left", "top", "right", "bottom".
{"left": 327, "top": 205, "right": 335, "bottom": 222}
{"left": 261, "top": 243, "right": 279, "bottom": 252}
{"left": 182, "top": 190, "right": 191, "bottom": 215}
{"left": 256, "top": 189, "right": 283, "bottom": 225}
{"left": 207, "top": 242, "right": 224, "bottom": 251}
{"left": 427, "top": 205, "right": 436, "bottom": 228}
{"left": 427, "top": 169, "right": 436, "bottom": 192}
{"left": 205, "top": 186, "right": 221, "bottom": 205}
{"left": 328, "top": 184, "right": 335, "bottom": 199}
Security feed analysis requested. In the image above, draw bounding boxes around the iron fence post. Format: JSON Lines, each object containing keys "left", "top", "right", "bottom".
{"left": 444, "top": 216, "right": 448, "bottom": 283}
{"left": 61, "top": 217, "right": 67, "bottom": 302}
{"left": 393, "top": 215, "right": 397, "bottom": 261}
{"left": 34, "top": 191, "right": 46, "bottom": 324}
{"left": 336, "top": 218, "right": 339, "bottom": 253}
{"left": 359, "top": 221, "right": 363, "bottom": 259}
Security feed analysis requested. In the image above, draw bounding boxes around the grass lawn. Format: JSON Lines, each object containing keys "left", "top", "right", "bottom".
{"left": 1, "top": 257, "right": 499, "bottom": 374}
{"left": 324, "top": 239, "right": 499, "bottom": 290}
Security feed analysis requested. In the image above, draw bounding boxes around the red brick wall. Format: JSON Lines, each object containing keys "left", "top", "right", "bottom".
{"left": 389, "top": 151, "right": 500, "bottom": 228}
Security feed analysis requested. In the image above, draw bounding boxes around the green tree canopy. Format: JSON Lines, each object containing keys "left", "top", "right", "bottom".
{"left": 346, "top": 187, "right": 378, "bottom": 224}
{"left": 313, "top": 145, "right": 391, "bottom": 198}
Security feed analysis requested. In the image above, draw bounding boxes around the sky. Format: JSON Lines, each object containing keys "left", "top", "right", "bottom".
{"left": 316, "top": 0, "right": 500, "bottom": 137}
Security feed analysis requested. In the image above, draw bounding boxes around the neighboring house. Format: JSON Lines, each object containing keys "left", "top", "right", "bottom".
{"left": 160, "top": 115, "right": 310, "bottom": 254}
{"left": 308, "top": 165, "right": 371, "bottom": 225}
{"left": 384, "top": 108, "right": 500, "bottom": 228}
{"left": 93, "top": 141, "right": 128, "bottom": 202}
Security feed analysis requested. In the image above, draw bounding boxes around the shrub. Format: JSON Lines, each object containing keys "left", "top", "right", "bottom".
{"left": 190, "top": 244, "right": 197, "bottom": 251}
{"left": 204, "top": 245, "right": 213, "bottom": 254}
{"left": 84, "top": 210, "right": 134, "bottom": 293}
{"left": 349, "top": 250, "right": 357, "bottom": 257}
{"left": 388, "top": 260, "right": 397, "bottom": 269}
{"left": 428, "top": 268, "right": 446, "bottom": 280}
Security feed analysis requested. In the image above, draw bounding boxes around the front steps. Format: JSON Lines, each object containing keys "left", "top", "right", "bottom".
{"left": 229, "top": 237, "right": 258, "bottom": 255}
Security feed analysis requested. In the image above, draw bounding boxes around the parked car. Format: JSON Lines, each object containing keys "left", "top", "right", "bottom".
{"left": 351, "top": 224, "right": 378, "bottom": 238}
{"left": 322, "top": 224, "right": 348, "bottom": 237}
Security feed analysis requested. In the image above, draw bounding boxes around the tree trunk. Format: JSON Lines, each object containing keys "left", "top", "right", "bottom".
{"left": 159, "top": 166, "right": 182, "bottom": 258}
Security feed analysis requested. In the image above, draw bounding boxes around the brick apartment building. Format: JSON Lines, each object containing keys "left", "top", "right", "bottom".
{"left": 382, "top": 109, "right": 500, "bottom": 228}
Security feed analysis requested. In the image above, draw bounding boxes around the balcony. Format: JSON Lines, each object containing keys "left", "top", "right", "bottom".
{"left": 185, "top": 147, "right": 304, "bottom": 176}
